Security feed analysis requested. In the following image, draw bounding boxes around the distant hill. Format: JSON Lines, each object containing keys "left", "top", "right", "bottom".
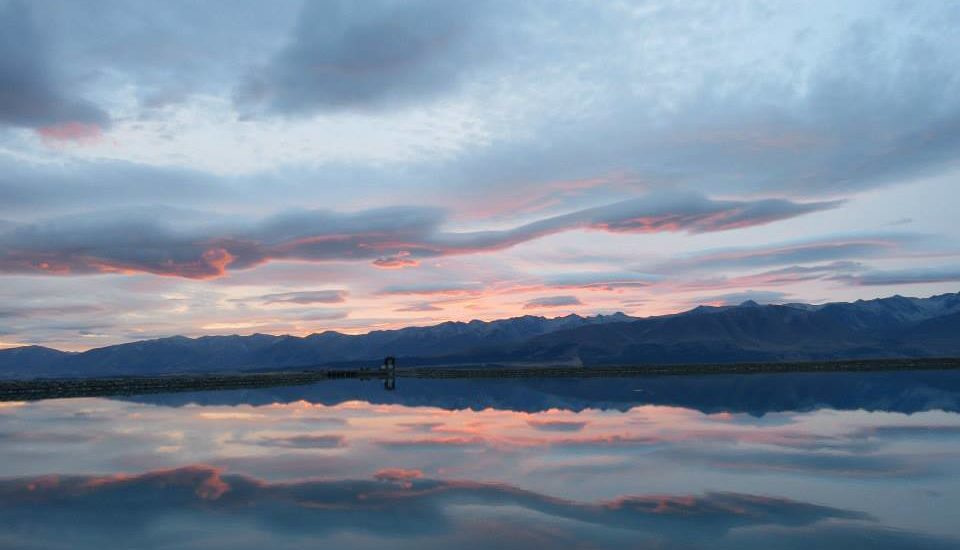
{"left": 1, "top": 293, "right": 959, "bottom": 379}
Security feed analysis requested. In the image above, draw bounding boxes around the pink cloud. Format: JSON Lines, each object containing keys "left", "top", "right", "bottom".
{"left": 0, "top": 193, "right": 837, "bottom": 280}
{"left": 36, "top": 122, "right": 103, "bottom": 145}
{"left": 372, "top": 251, "right": 420, "bottom": 269}
{"left": 374, "top": 468, "right": 424, "bottom": 488}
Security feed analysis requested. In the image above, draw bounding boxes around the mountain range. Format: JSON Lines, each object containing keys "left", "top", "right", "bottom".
{"left": 1, "top": 292, "right": 958, "bottom": 379}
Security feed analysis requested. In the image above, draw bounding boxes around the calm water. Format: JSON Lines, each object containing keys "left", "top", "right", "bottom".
{"left": 3, "top": 370, "right": 960, "bottom": 549}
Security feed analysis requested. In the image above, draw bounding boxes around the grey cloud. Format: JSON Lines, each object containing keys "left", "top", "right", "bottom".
{"left": 0, "top": 1, "right": 108, "bottom": 129}
{"left": 835, "top": 266, "right": 960, "bottom": 286}
{"left": 652, "top": 445, "right": 925, "bottom": 479}
{"left": 660, "top": 236, "right": 914, "bottom": 273}
{"left": 3, "top": 1, "right": 958, "bottom": 207}
{"left": 376, "top": 436, "right": 487, "bottom": 450}
{"left": 378, "top": 282, "right": 484, "bottom": 296}
{"left": 676, "top": 262, "right": 868, "bottom": 292}
{"left": 236, "top": 0, "right": 519, "bottom": 115}
{"left": 445, "top": 1, "right": 960, "bottom": 200}
{"left": 0, "top": 192, "right": 833, "bottom": 279}
{"left": 746, "top": 262, "right": 866, "bottom": 281}
{"left": 526, "top": 419, "right": 588, "bottom": 432}
{"left": 854, "top": 424, "right": 960, "bottom": 439}
{"left": 396, "top": 421, "right": 444, "bottom": 432}
{"left": 0, "top": 304, "right": 105, "bottom": 319}
{"left": 0, "top": 431, "right": 96, "bottom": 444}
{"left": 295, "top": 310, "right": 349, "bottom": 322}
{"left": 433, "top": 194, "right": 841, "bottom": 255}
{"left": 258, "top": 290, "right": 348, "bottom": 305}
{"left": 523, "top": 296, "right": 583, "bottom": 310}
{"left": 0, "top": 157, "right": 228, "bottom": 219}
{"left": 252, "top": 434, "right": 346, "bottom": 449}
{"left": 20, "top": 0, "right": 299, "bottom": 115}
{"left": 543, "top": 272, "right": 660, "bottom": 290}
{"left": 395, "top": 303, "right": 444, "bottom": 312}
{"left": 723, "top": 523, "right": 959, "bottom": 550}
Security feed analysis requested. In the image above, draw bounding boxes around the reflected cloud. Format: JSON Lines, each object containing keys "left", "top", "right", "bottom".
{"left": 0, "top": 465, "right": 870, "bottom": 547}
{"left": 1, "top": 380, "right": 960, "bottom": 548}
{"left": 854, "top": 424, "right": 960, "bottom": 439}
{"left": 376, "top": 436, "right": 487, "bottom": 449}
{"left": 0, "top": 431, "right": 97, "bottom": 444}
{"left": 250, "top": 434, "right": 346, "bottom": 449}
{"left": 525, "top": 419, "right": 588, "bottom": 432}
{"left": 656, "top": 447, "right": 925, "bottom": 479}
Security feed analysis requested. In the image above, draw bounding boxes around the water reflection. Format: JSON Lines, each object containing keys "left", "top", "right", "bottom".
{"left": 1, "top": 371, "right": 959, "bottom": 549}
{"left": 131, "top": 369, "right": 960, "bottom": 415}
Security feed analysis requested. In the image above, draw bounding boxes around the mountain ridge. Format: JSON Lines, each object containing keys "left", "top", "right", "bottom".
{"left": 2, "top": 293, "right": 958, "bottom": 378}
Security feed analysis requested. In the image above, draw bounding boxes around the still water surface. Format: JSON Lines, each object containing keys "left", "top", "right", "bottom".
{"left": 2, "top": 370, "right": 960, "bottom": 549}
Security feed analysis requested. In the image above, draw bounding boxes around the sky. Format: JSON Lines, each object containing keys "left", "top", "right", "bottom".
{"left": 1, "top": 0, "right": 959, "bottom": 351}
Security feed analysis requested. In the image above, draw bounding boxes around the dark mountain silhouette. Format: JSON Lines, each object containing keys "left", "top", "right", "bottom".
{"left": 489, "top": 292, "right": 960, "bottom": 365}
{"left": 0, "top": 346, "right": 74, "bottom": 372}
{"left": 0, "top": 312, "right": 634, "bottom": 378}
{"left": 1, "top": 293, "right": 958, "bottom": 378}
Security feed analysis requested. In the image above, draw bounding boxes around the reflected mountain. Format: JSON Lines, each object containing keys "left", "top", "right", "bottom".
{"left": 129, "top": 369, "right": 960, "bottom": 415}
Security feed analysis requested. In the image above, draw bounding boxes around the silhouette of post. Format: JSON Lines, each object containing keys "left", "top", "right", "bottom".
{"left": 382, "top": 356, "right": 396, "bottom": 390}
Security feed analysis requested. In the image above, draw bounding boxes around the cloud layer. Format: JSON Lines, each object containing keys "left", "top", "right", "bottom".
{"left": 236, "top": 0, "right": 518, "bottom": 115}
{"left": 0, "top": 1, "right": 108, "bottom": 129}
{"left": 0, "top": 1, "right": 959, "bottom": 348}
{"left": 0, "top": 193, "right": 836, "bottom": 279}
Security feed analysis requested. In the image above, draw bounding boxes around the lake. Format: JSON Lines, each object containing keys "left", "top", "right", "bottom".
{"left": 2, "top": 370, "right": 960, "bottom": 549}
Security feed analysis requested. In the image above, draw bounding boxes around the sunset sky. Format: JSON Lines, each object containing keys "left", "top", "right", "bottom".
{"left": 1, "top": 0, "right": 959, "bottom": 351}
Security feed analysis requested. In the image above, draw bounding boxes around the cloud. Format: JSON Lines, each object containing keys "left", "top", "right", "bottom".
{"left": 720, "top": 262, "right": 866, "bottom": 286}
{"left": 567, "top": 194, "right": 842, "bottom": 234}
{"left": 835, "top": 266, "right": 960, "bottom": 286}
{"left": 669, "top": 262, "right": 868, "bottom": 294}
{"left": 657, "top": 446, "right": 921, "bottom": 479}
{"left": 373, "top": 468, "right": 423, "bottom": 488}
{"left": 523, "top": 296, "right": 583, "bottom": 310}
{"left": 396, "top": 422, "right": 445, "bottom": 432}
{"left": 0, "top": 1, "right": 109, "bottom": 129}
{"left": 378, "top": 282, "right": 484, "bottom": 296}
{"left": 542, "top": 272, "right": 659, "bottom": 290}
{"left": 0, "top": 158, "right": 233, "bottom": 218}
{"left": 36, "top": 122, "right": 104, "bottom": 145}
{"left": 0, "top": 192, "right": 836, "bottom": 279}
{"left": 526, "top": 419, "right": 588, "bottom": 432}
{"left": 395, "top": 303, "right": 444, "bottom": 312}
{"left": 660, "top": 236, "right": 910, "bottom": 273}
{"left": 0, "top": 431, "right": 96, "bottom": 444}
{"left": 0, "top": 304, "right": 105, "bottom": 319}
{"left": 251, "top": 434, "right": 346, "bottom": 449}
{"left": 435, "top": 1, "right": 960, "bottom": 201}
{"left": 853, "top": 424, "right": 960, "bottom": 439}
{"left": 258, "top": 290, "right": 348, "bottom": 305}
{"left": 372, "top": 251, "right": 419, "bottom": 269}
{"left": 376, "top": 436, "right": 487, "bottom": 449}
{"left": 235, "top": 0, "right": 519, "bottom": 115}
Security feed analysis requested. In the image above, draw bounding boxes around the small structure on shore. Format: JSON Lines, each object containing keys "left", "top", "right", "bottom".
{"left": 381, "top": 356, "right": 396, "bottom": 390}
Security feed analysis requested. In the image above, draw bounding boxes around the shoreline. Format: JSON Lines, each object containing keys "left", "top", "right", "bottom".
{"left": 2, "top": 357, "right": 959, "bottom": 402}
